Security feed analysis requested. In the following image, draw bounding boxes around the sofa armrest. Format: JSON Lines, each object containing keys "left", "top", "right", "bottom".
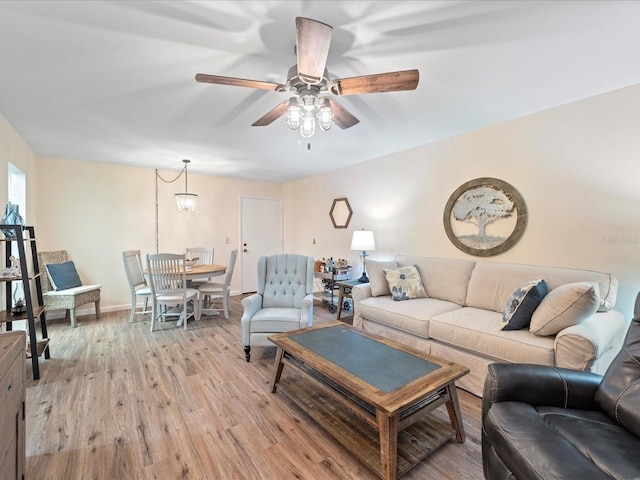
{"left": 482, "top": 363, "right": 602, "bottom": 420}
{"left": 351, "top": 283, "right": 372, "bottom": 328}
{"left": 555, "top": 310, "right": 627, "bottom": 373}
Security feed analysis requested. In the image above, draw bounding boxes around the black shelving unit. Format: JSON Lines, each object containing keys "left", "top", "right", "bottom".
{"left": 0, "top": 225, "right": 50, "bottom": 380}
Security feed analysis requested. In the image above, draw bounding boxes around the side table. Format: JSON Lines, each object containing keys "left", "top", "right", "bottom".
{"left": 335, "top": 279, "right": 366, "bottom": 321}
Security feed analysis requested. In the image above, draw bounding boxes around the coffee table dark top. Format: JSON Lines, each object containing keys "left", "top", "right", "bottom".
{"left": 290, "top": 325, "right": 439, "bottom": 393}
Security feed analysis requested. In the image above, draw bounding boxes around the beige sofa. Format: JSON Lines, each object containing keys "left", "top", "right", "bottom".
{"left": 352, "top": 255, "right": 627, "bottom": 396}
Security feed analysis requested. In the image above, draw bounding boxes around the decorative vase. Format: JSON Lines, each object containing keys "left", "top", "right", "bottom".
{"left": 1, "top": 203, "right": 25, "bottom": 238}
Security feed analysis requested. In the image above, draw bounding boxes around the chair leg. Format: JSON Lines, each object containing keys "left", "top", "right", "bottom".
{"left": 70, "top": 308, "right": 77, "bottom": 328}
{"left": 223, "top": 292, "right": 229, "bottom": 319}
{"left": 244, "top": 345, "right": 251, "bottom": 362}
{"left": 95, "top": 301, "right": 101, "bottom": 319}
{"left": 182, "top": 303, "right": 188, "bottom": 331}
{"left": 150, "top": 304, "right": 157, "bottom": 332}
{"left": 129, "top": 295, "right": 136, "bottom": 323}
{"left": 195, "top": 296, "right": 201, "bottom": 321}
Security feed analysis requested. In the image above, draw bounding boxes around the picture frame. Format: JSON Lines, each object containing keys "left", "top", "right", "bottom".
{"left": 443, "top": 177, "right": 527, "bottom": 257}
{"left": 329, "top": 197, "right": 353, "bottom": 229}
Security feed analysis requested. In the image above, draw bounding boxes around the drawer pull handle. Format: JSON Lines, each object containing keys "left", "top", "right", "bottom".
{"left": 6, "top": 381, "right": 13, "bottom": 395}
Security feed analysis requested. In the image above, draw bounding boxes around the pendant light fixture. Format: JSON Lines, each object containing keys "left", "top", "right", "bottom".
{"left": 175, "top": 159, "right": 198, "bottom": 213}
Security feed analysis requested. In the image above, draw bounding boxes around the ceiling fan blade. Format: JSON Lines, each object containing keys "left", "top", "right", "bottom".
{"left": 296, "top": 17, "right": 333, "bottom": 85}
{"left": 195, "top": 73, "right": 285, "bottom": 92}
{"left": 328, "top": 99, "right": 359, "bottom": 129}
{"left": 329, "top": 69, "right": 419, "bottom": 96}
{"left": 251, "top": 100, "right": 290, "bottom": 126}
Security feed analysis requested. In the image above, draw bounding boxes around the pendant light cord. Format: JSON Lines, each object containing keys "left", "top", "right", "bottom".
{"left": 155, "top": 162, "right": 191, "bottom": 252}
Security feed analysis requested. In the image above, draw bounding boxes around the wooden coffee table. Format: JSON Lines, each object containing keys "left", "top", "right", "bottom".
{"left": 269, "top": 322, "right": 469, "bottom": 480}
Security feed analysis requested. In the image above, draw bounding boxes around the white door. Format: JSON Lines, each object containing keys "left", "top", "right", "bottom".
{"left": 241, "top": 197, "right": 283, "bottom": 293}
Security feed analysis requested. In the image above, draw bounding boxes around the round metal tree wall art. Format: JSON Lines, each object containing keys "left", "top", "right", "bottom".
{"left": 443, "top": 178, "right": 527, "bottom": 257}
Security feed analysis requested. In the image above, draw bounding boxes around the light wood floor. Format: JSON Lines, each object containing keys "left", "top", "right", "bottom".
{"left": 24, "top": 296, "right": 483, "bottom": 479}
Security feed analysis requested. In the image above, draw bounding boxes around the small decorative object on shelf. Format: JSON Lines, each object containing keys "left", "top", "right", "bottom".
{"left": 11, "top": 298, "right": 26, "bottom": 316}
{"left": 1, "top": 255, "right": 22, "bottom": 278}
{"left": 0, "top": 202, "right": 25, "bottom": 239}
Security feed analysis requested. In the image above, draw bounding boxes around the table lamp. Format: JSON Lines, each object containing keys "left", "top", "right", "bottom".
{"left": 351, "top": 230, "right": 375, "bottom": 283}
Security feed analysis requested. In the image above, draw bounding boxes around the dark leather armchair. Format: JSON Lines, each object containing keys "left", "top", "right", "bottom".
{"left": 482, "top": 301, "right": 640, "bottom": 480}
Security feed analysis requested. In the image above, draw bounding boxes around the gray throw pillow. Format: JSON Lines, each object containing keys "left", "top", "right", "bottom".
{"left": 530, "top": 282, "right": 599, "bottom": 336}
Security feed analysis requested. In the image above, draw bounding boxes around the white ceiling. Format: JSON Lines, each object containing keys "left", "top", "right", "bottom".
{"left": 1, "top": 1, "right": 640, "bottom": 183}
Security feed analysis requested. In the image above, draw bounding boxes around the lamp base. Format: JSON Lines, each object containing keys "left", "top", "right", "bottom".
{"left": 358, "top": 274, "right": 369, "bottom": 283}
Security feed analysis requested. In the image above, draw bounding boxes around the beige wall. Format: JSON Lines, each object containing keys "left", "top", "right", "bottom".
{"left": 284, "top": 84, "right": 640, "bottom": 319}
{"left": 35, "top": 157, "right": 282, "bottom": 312}
{"left": 2, "top": 83, "right": 640, "bottom": 321}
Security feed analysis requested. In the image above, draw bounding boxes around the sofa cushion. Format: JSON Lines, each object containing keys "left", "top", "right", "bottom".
{"left": 395, "top": 255, "right": 475, "bottom": 305}
{"left": 357, "top": 296, "right": 461, "bottom": 339}
{"left": 430, "top": 307, "right": 555, "bottom": 365}
{"left": 383, "top": 265, "right": 427, "bottom": 301}
{"left": 466, "top": 261, "right": 617, "bottom": 313}
{"left": 367, "top": 259, "right": 398, "bottom": 297}
{"left": 501, "top": 279, "right": 548, "bottom": 331}
{"left": 530, "top": 282, "right": 600, "bottom": 336}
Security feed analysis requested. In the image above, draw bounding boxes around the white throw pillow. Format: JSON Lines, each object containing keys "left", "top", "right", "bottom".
{"left": 530, "top": 282, "right": 600, "bottom": 336}
{"left": 367, "top": 259, "right": 398, "bottom": 296}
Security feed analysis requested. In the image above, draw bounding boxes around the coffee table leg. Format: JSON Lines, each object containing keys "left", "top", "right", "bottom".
{"left": 377, "top": 410, "right": 398, "bottom": 480}
{"left": 445, "top": 383, "right": 465, "bottom": 443}
{"left": 270, "top": 347, "right": 285, "bottom": 393}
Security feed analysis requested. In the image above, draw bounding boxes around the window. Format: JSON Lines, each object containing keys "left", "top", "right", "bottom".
{"left": 8, "top": 163, "right": 26, "bottom": 221}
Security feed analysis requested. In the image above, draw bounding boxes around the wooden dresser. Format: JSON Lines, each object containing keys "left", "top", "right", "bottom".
{"left": 0, "top": 330, "right": 26, "bottom": 480}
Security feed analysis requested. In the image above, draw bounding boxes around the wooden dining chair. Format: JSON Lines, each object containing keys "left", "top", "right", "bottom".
{"left": 146, "top": 253, "right": 200, "bottom": 332}
{"left": 122, "top": 250, "right": 152, "bottom": 323}
{"left": 198, "top": 249, "right": 238, "bottom": 319}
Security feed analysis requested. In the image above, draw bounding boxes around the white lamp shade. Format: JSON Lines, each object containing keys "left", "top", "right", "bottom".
{"left": 351, "top": 230, "right": 376, "bottom": 251}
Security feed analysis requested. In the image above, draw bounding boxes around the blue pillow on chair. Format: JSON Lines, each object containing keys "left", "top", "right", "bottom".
{"left": 45, "top": 261, "right": 83, "bottom": 291}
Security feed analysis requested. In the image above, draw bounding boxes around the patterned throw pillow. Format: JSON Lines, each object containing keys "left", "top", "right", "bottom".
{"left": 382, "top": 265, "right": 427, "bottom": 301}
{"left": 501, "top": 279, "right": 548, "bottom": 331}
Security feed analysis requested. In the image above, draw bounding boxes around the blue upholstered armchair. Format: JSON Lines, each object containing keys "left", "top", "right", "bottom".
{"left": 241, "top": 253, "right": 314, "bottom": 361}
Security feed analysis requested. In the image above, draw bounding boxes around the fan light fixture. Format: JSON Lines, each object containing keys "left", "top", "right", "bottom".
{"left": 286, "top": 93, "right": 333, "bottom": 138}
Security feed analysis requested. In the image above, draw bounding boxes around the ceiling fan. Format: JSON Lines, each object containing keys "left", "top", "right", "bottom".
{"left": 195, "top": 17, "right": 419, "bottom": 138}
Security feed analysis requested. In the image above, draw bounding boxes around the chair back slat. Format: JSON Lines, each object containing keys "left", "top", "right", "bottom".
{"left": 186, "top": 247, "right": 214, "bottom": 264}
{"left": 122, "top": 250, "right": 146, "bottom": 289}
{"left": 146, "top": 253, "right": 187, "bottom": 295}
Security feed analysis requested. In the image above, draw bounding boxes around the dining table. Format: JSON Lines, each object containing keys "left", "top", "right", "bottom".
{"left": 184, "top": 263, "right": 227, "bottom": 281}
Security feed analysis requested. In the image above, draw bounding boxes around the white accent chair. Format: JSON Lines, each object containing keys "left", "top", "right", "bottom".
{"left": 146, "top": 253, "right": 200, "bottom": 332}
{"left": 241, "top": 253, "right": 314, "bottom": 362}
{"left": 198, "top": 249, "right": 238, "bottom": 319}
{"left": 122, "top": 250, "right": 152, "bottom": 323}
{"left": 38, "top": 250, "right": 101, "bottom": 328}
